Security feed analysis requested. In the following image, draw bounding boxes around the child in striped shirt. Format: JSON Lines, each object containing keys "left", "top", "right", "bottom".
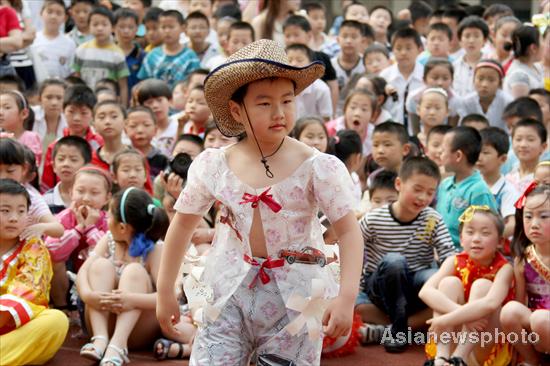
{"left": 356, "top": 157, "right": 455, "bottom": 353}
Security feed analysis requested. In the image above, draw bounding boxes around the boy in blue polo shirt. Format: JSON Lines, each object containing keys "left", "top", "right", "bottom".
{"left": 436, "top": 126, "right": 497, "bottom": 248}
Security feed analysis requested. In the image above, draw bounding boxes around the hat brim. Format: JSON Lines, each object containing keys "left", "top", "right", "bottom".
{"left": 204, "top": 59, "right": 325, "bottom": 137}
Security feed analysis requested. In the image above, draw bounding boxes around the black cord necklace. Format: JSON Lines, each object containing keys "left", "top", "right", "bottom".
{"left": 242, "top": 103, "right": 286, "bottom": 178}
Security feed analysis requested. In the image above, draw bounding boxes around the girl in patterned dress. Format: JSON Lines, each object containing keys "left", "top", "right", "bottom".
{"left": 156, "top": 39, "right": 363, "bottom": 365}
{"left": 501, "top": 183, "right": 550, "bottom": 366}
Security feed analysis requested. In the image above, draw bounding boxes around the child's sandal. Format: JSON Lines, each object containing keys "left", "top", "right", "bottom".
{"left": 447, "top": 356, "right": 468, "bottom": 366}
{"left": 80, "top": 335, "right": 109, "bottom": 361}
{"left": 153, "top": 338, "right": 192, "bottom": 360}
{"left": 100, "top": 344, "right": 129, "bottom": 366}
{"left": 423, "top": 357, "right": 450, "bottom": 366}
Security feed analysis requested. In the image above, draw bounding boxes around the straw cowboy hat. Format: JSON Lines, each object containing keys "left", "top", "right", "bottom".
{"left": 204, "top": 39, "right": 325, "bottom": 137}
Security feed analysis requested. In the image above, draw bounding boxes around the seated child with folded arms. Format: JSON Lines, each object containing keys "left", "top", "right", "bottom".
{"left": 420, "top": 205, "right": 514, "bottom": 366}
{"left": 0, "top": 179, "right": 69, "bottom": 365}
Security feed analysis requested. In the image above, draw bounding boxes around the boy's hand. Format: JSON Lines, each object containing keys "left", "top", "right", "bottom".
{"left": 322, "top": 295, "right": 355, "bottom": 339}
{"left": 20, "top": 223, "right": 47, "bottom": 240}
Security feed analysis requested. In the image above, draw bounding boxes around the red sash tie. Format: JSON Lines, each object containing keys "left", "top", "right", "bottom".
{"left": 240, "top": 187, "right": 282, "bottom": 213}
{"left": 243, "top": 254, "right": 285, "bottom": 289}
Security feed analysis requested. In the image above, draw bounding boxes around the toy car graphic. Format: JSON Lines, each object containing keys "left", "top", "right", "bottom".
{"left": 278, "top": 246, "right": 337, "bottom": 267}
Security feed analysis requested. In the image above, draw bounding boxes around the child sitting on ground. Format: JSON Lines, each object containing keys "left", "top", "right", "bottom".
{"left": 357, "top": 157, "right": 456, "bottom": 352}
{"left": 436, "top": 126, "right": 498, "bottom": 248}
{"left": 45, "top": 166, "right": 111, "bottom": 309}
{"left": 500, "top": 183, "right": 550, "bottom": 366}
{"left": 0, "top": 179, "right": 69, "bottom": 365}
{"left": 420, "top": 205, "right": 514, "bottom": 366}
{"left": 77, "top": 188, "right": 171, "bottom": 365}
{"left": 477, "top": 127, "right": 520, "bottom": 240}
{"left": 44, "top": 136, "right": 92, "bottom": 214}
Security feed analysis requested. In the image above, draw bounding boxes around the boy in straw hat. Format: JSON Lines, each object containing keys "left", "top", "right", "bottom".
{"left": 156, "top": 39, "right": 363, "bottom": 365}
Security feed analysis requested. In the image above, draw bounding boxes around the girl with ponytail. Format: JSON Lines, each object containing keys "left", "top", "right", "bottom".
{"left": 76, "top": 187, "right": 173, "bottom": 366}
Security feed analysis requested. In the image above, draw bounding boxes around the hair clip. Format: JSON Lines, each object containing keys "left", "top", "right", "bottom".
{"left": 147, "top": 204, "right": 156, "bottom": 216}
{"left": 120, "top": 187, "right": 135, "bottom": 224}
{"left": 423, "top": 87, "right": 448, "bottom": 100}
{"left": 515, "top": 181, "right": 538, "bottom": 209}
{"left": 458, "top": 205, "right": 492, "bottom": 223}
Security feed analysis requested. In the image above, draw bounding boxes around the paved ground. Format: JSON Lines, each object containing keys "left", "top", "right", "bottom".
{"left": 45, "top": 325, "right": 427, "bottom": 366}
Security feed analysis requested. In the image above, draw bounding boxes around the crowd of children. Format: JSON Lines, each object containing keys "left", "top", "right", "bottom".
{"left": 0, "top": 0, "right": 549, "bottom": 365}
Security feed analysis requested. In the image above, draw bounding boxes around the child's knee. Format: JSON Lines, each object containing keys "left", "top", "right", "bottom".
{"left": 530, "top": 310, "right": 550, "bottom": 333}
{"left": 438, "top": 276, "right": 463, "bottom": 291}
{"left": 379, "top": 253, "right": 407, "bottom": 274}
{"left": 469, "top": 278, "right": 492, "bottom": 298}
{"left": 500, "top": 301, "right": 528, "bottom": 326}
{"left": 120, "top": 262, "right": 148, "bottom": 281}
{"left": 38, "top": 309, "right": 69, "bottom": 339}
{"left": 89, "top": 257, "right": 115, "bottom": 276}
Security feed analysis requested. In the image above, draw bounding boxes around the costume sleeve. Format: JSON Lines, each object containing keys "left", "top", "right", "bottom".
{"left": 45, "top": 229, "right": 80, "bottom": 262}
{"left": 174, "top": 150, "right": 217, "bottom": 216}
{"left": 0, "top": 240, "right": 52, "bottom": 333}
{"left": 312, "top": 154, "right": 358, "bottom": 224}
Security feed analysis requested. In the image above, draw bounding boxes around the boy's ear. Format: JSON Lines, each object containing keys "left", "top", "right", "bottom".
{"left": 228, "top": 100, "right": 243, "bottom": 125}
{"left": 394, "top": 176, "right": 402, "bottom": 192}
{"left": 402, "top": 143, "right": 411, "bottom": 157}
{"left": 499, "top": 153, "right": 508, "bottom": 164}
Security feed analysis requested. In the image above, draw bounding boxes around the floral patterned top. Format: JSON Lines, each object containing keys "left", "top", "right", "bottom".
{"left": 0, "top": 238, "right": 52, "bottom": 334}
{"left": 174, "top": 146, "right": 357, "bottom": 321}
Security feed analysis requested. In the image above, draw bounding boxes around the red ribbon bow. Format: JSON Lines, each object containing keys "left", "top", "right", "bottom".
{"left": 243, "top": 254, "right": 285, "bottom": 289}
{"left": 515, "top": 181, "right": 538, "bottom": 209}
{"left": 240, "top": 187, "right": 282, "bottom": 213}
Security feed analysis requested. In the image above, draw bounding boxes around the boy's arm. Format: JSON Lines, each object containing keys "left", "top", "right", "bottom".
{"left": 432, "top": 216, "right": 457, "bottom": 262}
{"left": 38, "top": 213, "right": 64, "bottom": 238}
{"left": 418, "top": 256, "right": 460, "bottom": 314}
{"left": 431, "top": 264, "right": 513, "bottom": 327}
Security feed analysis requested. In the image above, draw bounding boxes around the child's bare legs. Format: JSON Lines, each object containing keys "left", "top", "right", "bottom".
{"left": 452, "top": 279, "right": 497, "bottom": 363}
{"left": 531, "top": 310, "right": 550, "bottom": 353}
{"left": 154, "top": 319, "right": 196, "bottom": 358}
{"left": 51, "top": 261, "right": 70, "bottom": 307}
{"left": 501, "top": 302, "right": 545, "bottom": 364}
{"left": 431, "top": 276, "right": 464, "bottom": 366}
{"left": 356, "top": 303, "right": 390, "bottom": 324}
{"left": 102, "top": 263, "right": 155, "bottom": 364}
{"left": 85, "top": 257, "right": 117, "bottom": 353}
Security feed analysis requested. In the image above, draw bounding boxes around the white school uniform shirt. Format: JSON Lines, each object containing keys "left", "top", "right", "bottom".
{"left": 30, "top": 31, "right": 76, "bottom": 83}
{"left": 456, "top": 89, "right": 514, "bottom": 131}
{"left": 331, "top": 56, "right": 365, "bottom": 115}
{"left": 379, "top": 62, "right": 425, "bottom": 126}
{"left": 31, "top": 106, "right": 67, "bottom": 138}
{"left": 452, "top": 53, "right": 490, "bottom": 97}
{"left": 295, "top": 79, "right": 333, "bottom": 120}
{"left": 450, "top": 48, "right": 465, "bottom": 60}
{"left": 503, "top": 60, "right": 544, "bottom": 96}
{"left": 152, "top": 116, "right": 179, "bottom": 157}
{"left": 489, "top": 176, "right": 520, "bottom": 219}
{"left": 204, "top": 53, "right": 226, "bottom": 71}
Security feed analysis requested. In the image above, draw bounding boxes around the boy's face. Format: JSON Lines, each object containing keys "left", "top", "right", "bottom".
{"left": 494, "top": 21, "right": 516, "bottom": 56}
{"left": 70, "top": 2, "right": 92, "bottom": 31}
{"left": 90, "top": 14, "right": 113, "bottom": 43}
{"left": 395, "top": 173, "right": 438, "bottom": 215}
{"left": 425, "top": 132, "right": 445, "bottom": 166}
{"left": 283, "top": 25, "right": 311, "bottom": 47}
{"left": 160, "top": 16, "right": 183, "bottom": 45}
{"left": 94, "top": 104, "right": 125, "bottom": 140}
{"left": 114, "top": 154, "right": 146, "bottom": 189}
{"left": 369, "top": 8, "right": 391, "bottom": 35}
{"left": 534, "top": 165, "right": 550, "bottom": 184}
{"left": 413, "top": 17, "right": 430, "bottom": 37}
{"left": 115, "top": 16, "right": 138, "bottom": 44}
{"left": 42, "top": 2, "right": 66, "bottom": 30}
{"left": 216, "top": 18, "right": 232, "bottom": 50}
{"left": 172, "top": 139, "right": 202, "bottom": 159}
{"left": 228, "top": 78, "right": 296, "bottom": 142}
{"left": 427, "top": 30, "right": 450, "bottom": 57}
{"left": 189, "top": 0, "right": 212, "bottom": 18}
{"left": 460, "top": 27, "right": 485, "bottom": 55}
{"left": 512, "top": 126, "right": 547, "bottom": 164}
{"left": 0, "top": 193, "right": 28, "bottom": 243}
{"left": 0, "top": 164, "right": 25, "bottom": 182}
{"left": 227, "top": 29, "right": 253, "bottom": 56}
{"left": 64, "top": 104, "right": 93, "bottom": 137}
{"left": 392, "top": 38, "right": 421, "bottom": 69}
{"left": 441, "top": 17, "right": 459, "bottom": 51}
{"left": 125, "top": 111, "right": 157, "bottom": 149}
{"left": 123, "top": 0, "right": 145, "bottom": 19}
{"left": 185, "top": 89, "right": 210, "bottom": 124}
{"left": 53, "top": 145, "right": 86, "bottom": 183}
{"left": 142, "top": 96, "right": 170, "bottom": 123}
{"left": 474, "top": 67, "right": 500, "bottom": 99}
{"left": 364, "top": 51, "right": 390, "bottom": 75}
{"left": 418, "top": 92, "right": 448, "bottom": 128}
{"left": 345, "top": 4, "right": 368, "bottom": 24}
{"left": 370, "top": 187, "right": 398, "bottom": 210}
{"left": 286, "top": 49, "right": 311, "bottom": 68}
{"left": 145, "top": 20, "right": 162, "bottom": 47}
{"left": 337, "top": 26, "right": 362, "bottom": 56}
{"left": 186, "top": 18, "right": 209, "bottom": 45}
{"left": 307, "top": 9, "right": 326, "bottom": 34}
{"left": 440, "top": 132, "right": 460, "bottom": 172}
{"left": 425, "top": 65, "right": 452, "bottom": 90}
{"left": 476, "top": 144, "right": 505, "bottom": 177}
{"left": 372, "top": 132, "right": 409, "bottom": 171}
{"left": 40, "top": 85, "right": 64, "bottom": 117}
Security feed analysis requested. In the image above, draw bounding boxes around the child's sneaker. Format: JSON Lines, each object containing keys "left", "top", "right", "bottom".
{"left": 358, "top": 323, "right": 387, "bottom": 345}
